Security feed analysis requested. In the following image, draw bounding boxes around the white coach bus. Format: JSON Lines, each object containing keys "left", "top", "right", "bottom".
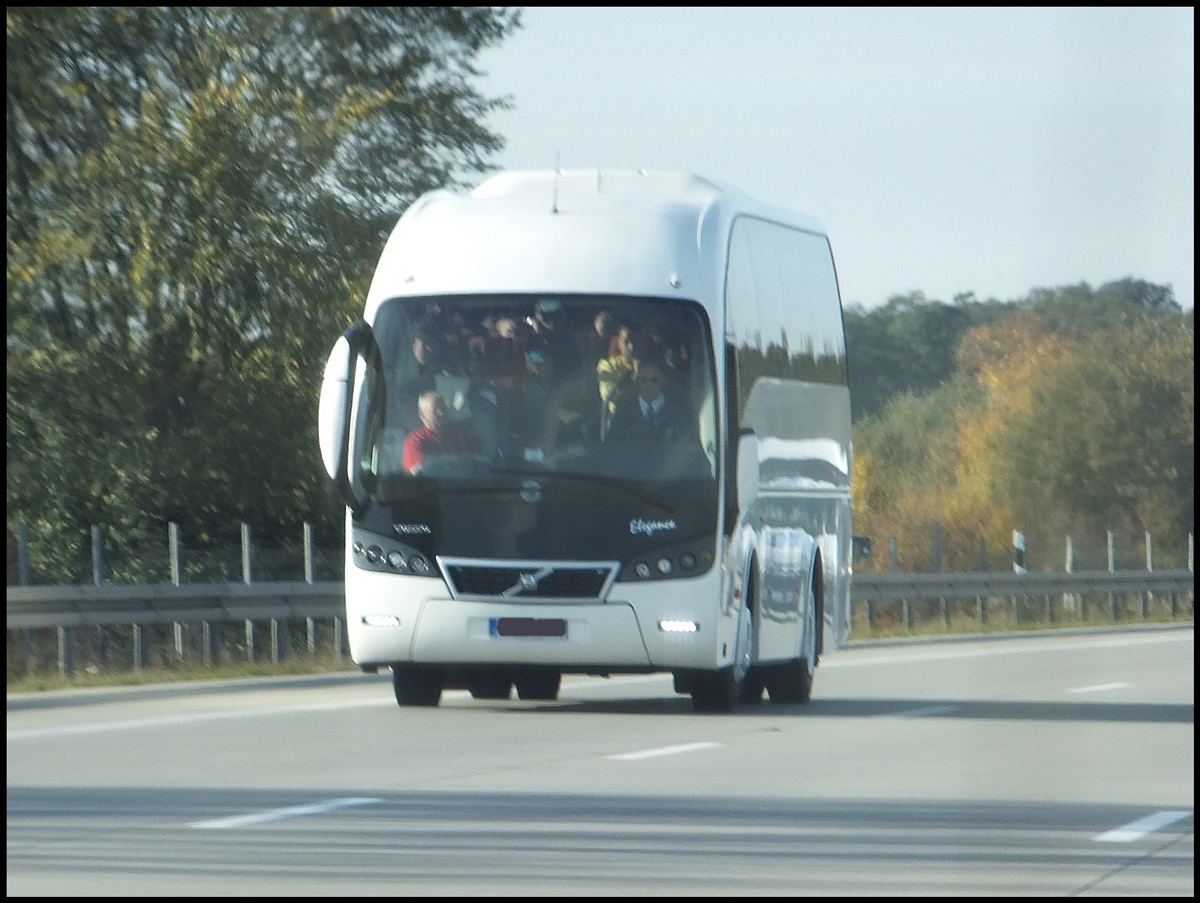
{"left": 318, "top": 169, "right": 854, "bottom": 712}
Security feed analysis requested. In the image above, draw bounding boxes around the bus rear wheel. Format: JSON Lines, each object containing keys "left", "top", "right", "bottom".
{"left": 392, "top": 664, "right": 443, "bottom": 707}
{"left": 766, "top": 595, "right": 816, "bottom": 704}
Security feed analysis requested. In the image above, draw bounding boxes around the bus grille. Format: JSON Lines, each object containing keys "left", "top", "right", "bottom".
{"left": 438, "top": 559, "right": 619, "bottom": 601}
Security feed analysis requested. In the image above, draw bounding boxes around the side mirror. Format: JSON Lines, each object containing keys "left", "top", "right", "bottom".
{"left": 317, "top": 321, "right": 379, "bottom": 514}
{"left": 318, "top": 335, "right": 354, "bottom": 481}
{"left": 852, "top": 536, "right": 873, "bottom": 559}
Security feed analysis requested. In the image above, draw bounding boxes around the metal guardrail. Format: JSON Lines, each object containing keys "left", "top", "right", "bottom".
{"left": 850, "top": 569, "right": 1195, "bottom": 601}
{"left": 6, "top": 581, "right": 346, "bottom": 630}
{"left": 6, "top": 570, "right": 1193, "bottom": 630}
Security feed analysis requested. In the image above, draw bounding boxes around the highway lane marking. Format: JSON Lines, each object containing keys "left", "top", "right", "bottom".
{"left": 606, "top": 741, "right": 721, "bottom": 761}
{"left": 825, "top": 630, "right": 1191, "bottom": 668}
{"left": 1067, "top": 682, "right": 1130, "bottom": 694}
{"left": 6, "top": 697, "right": 394, "bottom": 741}
{"left": 1094, "top": 810, "right": 1192, "bottom": 843}
{"left": 190, "top": 796, "right": 382, "bottom": 829}
{"left": 879, "top": 705, "right": 959, "bottom": 718}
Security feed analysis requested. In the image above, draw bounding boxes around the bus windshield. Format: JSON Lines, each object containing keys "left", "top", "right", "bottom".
{"left": 350, "top": 294, "right": 720, "bottom": 561}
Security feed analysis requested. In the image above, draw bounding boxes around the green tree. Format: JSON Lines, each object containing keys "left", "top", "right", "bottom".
{"left": 1004, "top": 317, "right": 1194, "bottom": 566}
{"left": 851, "top": 378, "right": 985, "bottom": 571}
{"left": 844, "top": 290, "right": 1008, "bottom": 421}
{"left": 1024, "top": 278, "right": 1181, "bottom": 339}
{"left": 7, "top": 7, "right": 522, "bottom": 582}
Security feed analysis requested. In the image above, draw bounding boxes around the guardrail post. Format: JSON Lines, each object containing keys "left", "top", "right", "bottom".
{"left": 1063, "top": 535, "right": 1077, "bottom": 621}
{"left": 242, "top": 522, "right": 255, "bottom": 662}
{"left": 90, "top": 525, "right": 107, "bottom": 670}
{"left": 1107, "top": 530, "right": 1117, "bottom": 622}
{"left": 169, "top": 522, "right": 185, "bottom": 661}
{"left": 132, "top": 624, "right": 145, "bottom": 671}
{"left": 1143, "top": 532, "right": 1153, "bottom": 619}
{"left": 271, "top": 617, "right": 288, "bottom": 664}
{"left": 57, "top": 625, "right": 75, "bottom": 676}
{"left": 934, "top": 526, "right": 947, "bottom": 628}
{"left": 977, "top": 536, "right": 987, "bottom": 625}
{"left": 1011, "top": 531, "right": 1026, "bottom": 625}
{"left": 304, "top": 522, "right": 316, "bottom": 656}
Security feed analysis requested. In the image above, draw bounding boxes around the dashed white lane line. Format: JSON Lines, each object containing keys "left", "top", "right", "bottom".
{"left": 6, "top": 697, "right": 394, "bottom": 741}
{"left": 190, "top": 797, "right": 382, "bottom": 829}
{"left": 606, "top": 741, "right": 721, "bottom": 761}
{"left": 1067, "top": 682, "right": 1130, "bottom": 694}
{"left": 1094, "top": 810, "right": 1192, "bottom": 843}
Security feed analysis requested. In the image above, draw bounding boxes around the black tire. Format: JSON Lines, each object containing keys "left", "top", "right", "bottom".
{"left": 691, "top": 666, "right": 739, "bottom": 713}
{"left": 392, "top": 664, "right": 442, "bottom": 707}
{"left": 468, "top": 669, "right": 514, "bottom": 700}
{"left": 764, "top": 657, "right": 813, "bottom": 704}
{"left": 514, "top": 669, "right": 561, "bottom": 701}
{"left": 766, "top": 589, "right": 817, "bottom": 704}
{"left": 739, "top": 668, "right": 766, "bottom": 703}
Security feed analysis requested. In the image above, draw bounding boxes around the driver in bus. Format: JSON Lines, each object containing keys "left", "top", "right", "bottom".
{"left": 401, "top": 390, "right": 481, "bottom": 473}
{"left": 603, "top": 352, "right": 698, "bottom": 446}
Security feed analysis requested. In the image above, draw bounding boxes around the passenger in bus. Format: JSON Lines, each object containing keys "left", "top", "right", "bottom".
{"left": 588, "top": 310, "right": 618, "bottom": 368}
{"left": 401, "top": 390, "right": 481, "bottom": 473}
{"left": 603, "top": 352, "right": 698, "bottom": 447}
{"left": 392, "top": 327, "right": 460, "bottom": 433}
{"left": 596, "top": 324, "right": 647, "bottom": 439}
{"left": 524, "top": 300, "right": 577, "bottom": 380}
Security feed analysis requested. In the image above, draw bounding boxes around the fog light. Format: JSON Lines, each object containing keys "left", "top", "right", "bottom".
{"left": 362, "top": 615, "right": 400, "bottom": 627}
{"left": 656, "top": 557, "right": 672, "bottom": 574}
{"left": 680, "top": 552, "right": 696, "bottom": 569}
{"left": 408, "top": 554, "right": 432, "bottom": 574}
{"left": 387, "top": 550, "right": 407, "bottom": 570}
{"left": 659, "top": 620, "right": 699, "bottom": 633}
{"left": 635, "top": 562, "right": 651, "bottom": 578}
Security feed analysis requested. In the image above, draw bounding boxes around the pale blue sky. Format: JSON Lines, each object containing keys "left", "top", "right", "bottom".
{"left": 478, "top": 7, "right": 1194, "bottom": 311}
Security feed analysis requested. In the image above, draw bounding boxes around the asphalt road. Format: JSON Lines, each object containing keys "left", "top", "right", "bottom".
{"left": 7, "top": 624, "right": 1194, "bottom": 896}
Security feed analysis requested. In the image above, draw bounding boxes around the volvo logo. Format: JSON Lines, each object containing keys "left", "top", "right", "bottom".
{"left": 502, "top": 566, "right": 554, "bottom": 597}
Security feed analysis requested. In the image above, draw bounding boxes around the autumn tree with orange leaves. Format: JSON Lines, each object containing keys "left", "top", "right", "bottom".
{"left": 852, "top": 292, "right": 1193, "bottom": 572}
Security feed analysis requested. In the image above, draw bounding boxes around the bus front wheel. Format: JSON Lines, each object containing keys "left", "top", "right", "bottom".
{"left": 392, "top": 664, "right": 443, "bottom": 707}
{"left": 691, "top": 667, "right": 739, "bottom": 712}
{"left": 692, "top": 597, "right": 753, "bottom": 712}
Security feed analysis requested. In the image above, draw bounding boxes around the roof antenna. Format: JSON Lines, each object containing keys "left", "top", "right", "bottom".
{"left": 551, "top": 151, "right": 561, "bottom": 214}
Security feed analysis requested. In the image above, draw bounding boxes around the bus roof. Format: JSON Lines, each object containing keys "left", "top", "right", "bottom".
{"left": 363, "top": 169, "right": 828, "bottom": 317}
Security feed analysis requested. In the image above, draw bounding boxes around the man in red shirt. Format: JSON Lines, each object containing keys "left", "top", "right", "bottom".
{"left": 402, "top": 390, "right": 480, "bottom": 473}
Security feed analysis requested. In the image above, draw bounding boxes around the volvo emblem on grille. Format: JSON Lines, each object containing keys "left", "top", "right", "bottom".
{"left": 503, "top": 566, "right": 554, "bottom": 597}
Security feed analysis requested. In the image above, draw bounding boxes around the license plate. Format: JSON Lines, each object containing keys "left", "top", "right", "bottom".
{"left": 490, "top": 617, "right": 567, "bottom": 638}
